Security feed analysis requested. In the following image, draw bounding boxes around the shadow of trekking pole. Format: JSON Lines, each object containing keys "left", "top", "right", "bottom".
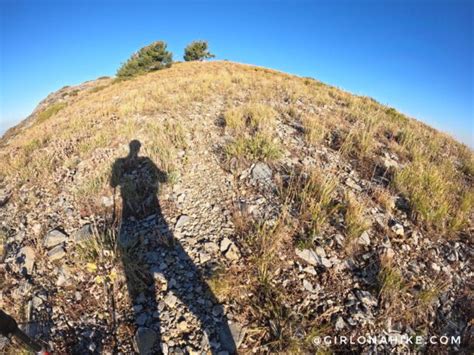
{"left": 0, "top": 309, "right": 46, "bottom": 353}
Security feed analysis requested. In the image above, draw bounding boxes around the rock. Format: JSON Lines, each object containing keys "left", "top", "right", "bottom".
{"left": 101, "top": 196, "right": 113, "bottom": 207}
{"left": 314, "top": 246, "right": 326, "bottom": 257}
{"left": 382, "top": 153, "right": 400, "bottom": 170}
{"left": 56, "top": 265, "right": 72, "bottom": 287}
{"left": 199, "top": 252, "right": 211, "bottom": 263}
{"left": 177, "top": 193, "right": 186, "bottom": 203}
{"left": 43, "top": 229, "right": 68, "bottom": 249}
{"left": 224, "top": 244, "right": 240, "bottom": 261}
{"left": 88, "top": 343, "right": 97, "bottom": 352}
{"left": 334, "top": 233, "right": 345, "bottom": 247}
{"left": 335, "top": 316, "right": 347, "bottom": 330}
{"left": 295, "top": 248, "right": 319, "bottom": 266}
{"left": 295, "top": 248, "right": 332, "bottom": 268}
{"left": 430, "top": 262, "right": 441, "bottom": 272}
{"left": 345, "top": 178, "right": 362, "bottom": 191}
{"left": 47, "top": 245, "right": 66, "bottom": 261}
{"left": 164, "top": 293, "right": 178, "bottom": 308}
{"left": 74, "top": 224, "right": 93, "bottom": 243}
{"left": 175, "top": 215, "right": 190, "bottom": 229}
{"left": 355, "top": 290, "right": 377, "bottom": 307}
{"left": 17, "top": 246, "right": 35, "bottom": 274}
{"left": 32, "top": 224, "right": 42, "bottom": 236}
{"left": 303, "top": 266, "right": 317, "bottom": 275}
{"left": 303, "top": 279, "right": 316, "bottom": 293}
{"left": 251, "top": 163, "right": 272, "bottom": 184}
{"left": 177, "top": 320, "right": 188, "bottom": 332}
{"left": 358, "top": 231, "right": 371, "bottom": 246}
{"left": 391, "top": 223, "right": 404, "bottom": 236}
{"left": 135, "top": 327, "right": 157, "bottom": 355}
{"left": 220, "top": 238, "right": 233, "bottom": 252}
{"left": 136, "top": 313, "right": 148, "bottom": 326}
{"left": 0, "top": 190, "right": 11, "bottom": 207}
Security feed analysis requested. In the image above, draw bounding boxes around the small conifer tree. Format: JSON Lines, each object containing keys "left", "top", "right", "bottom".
{"left": 117, "top": 41, "right": 173, "bottom": 78}
{"left": 183, "top": 41, "right": 215, "bottom": 61}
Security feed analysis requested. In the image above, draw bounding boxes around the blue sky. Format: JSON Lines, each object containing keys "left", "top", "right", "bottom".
{"left": 1, "top": 0, "right": 472, "bottom": 146}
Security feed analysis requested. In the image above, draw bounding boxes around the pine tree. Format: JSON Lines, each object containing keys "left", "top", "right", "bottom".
{"left": 117, "top": 41, "right": 173, "bottom": 78}
{"left": 183, "top": 41, "right": 215, "bottom": 61}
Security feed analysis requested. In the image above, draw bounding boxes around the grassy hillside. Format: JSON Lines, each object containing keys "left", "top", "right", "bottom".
{"left": 0, "top": 61, "right": 472, "bottom": 353}
{"left": 1, "top": 61, "right": 471, "bottom": 234}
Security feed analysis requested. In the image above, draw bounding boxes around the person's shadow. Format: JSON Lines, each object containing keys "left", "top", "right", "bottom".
{"left": 110, "top": 140, "right": 237, "bottom": 354}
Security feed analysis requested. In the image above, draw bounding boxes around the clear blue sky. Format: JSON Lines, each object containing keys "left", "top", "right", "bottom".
{"left": 1, "top": 0, "right": 473, "bottom": 146}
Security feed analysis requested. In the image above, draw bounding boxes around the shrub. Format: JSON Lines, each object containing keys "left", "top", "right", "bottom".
{"left": 117, "top": 41, "right": 173, "bottom": 78}
{"left": 225, "top": 133, "right": 281, "bottom": 162}
{"left": 183, "top": 40, "right": 215, "bottom": 61}
{"left": 36, "top": 102, "right": 67, "bottom": 125}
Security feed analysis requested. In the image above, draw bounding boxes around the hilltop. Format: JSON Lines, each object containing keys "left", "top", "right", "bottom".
{"left": 0, "top": 61, "right": 472, "bottom": 353}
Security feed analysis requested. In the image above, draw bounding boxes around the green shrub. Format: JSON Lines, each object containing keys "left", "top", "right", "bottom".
{"left": 117, "top": 41, "right": 173, "bottom": 78}
{"left": 183, "top": 40, "right": 215, "bottom": 61}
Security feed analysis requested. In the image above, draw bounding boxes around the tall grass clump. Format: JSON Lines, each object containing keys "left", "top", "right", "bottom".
{"left": 393, "top": 157, "right": 472, "bottom": 234}
{"left": 343, "top": 193, "right": 370, "bottom": 245}
{"left": 224, "top": 103, "right": 281, "bottom": 162}
{"left": 280, "top": 170, "right": 339, "bottom": 244}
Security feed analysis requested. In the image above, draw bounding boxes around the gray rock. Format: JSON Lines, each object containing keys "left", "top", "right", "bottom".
{"left": 430, "top": 262, "right": 441, "bottom": 272}
{"left": 303, "top": 266, "right": 317, "bottom": 275}
{"left": 220, "top": 237, "right": 233, "bottom": 252}
{"left": 356, "top": 290, "right": 377, "bottom": 307}
{"left": 17, "top": 246, "right": 35, "bottom": 274}
{"left": 382, "top": 153, "right": 400, "bottom": 170}
{"left": 56, "top": 265, "right": 72, "bottom": 287}
{"left": 74, "top": 224, "right": 93, "bottom": 243}
{"left": 175, "top": 215, "right": 190, "bottom": 229}
{"left": 251, "top": 163, "right": 272, "bottom": 184}
{"left": 295, "top": 248, "right": 332, "bottom": 268}
{"left": 0, "top": 190, "right": 11, "bottom": 207}
{"left": 303, "top": 279, "right": 316, "bottom": 293}
{"left": 44, "top": 229, "right": 68, "bottom": 249}
{"left": 345, "top": 178, "right": 362, "bottom": 191}
{"left": 391, "top": 223, "right": 404, "bottom": 236}
{"left": 164, "top": 293, "right": 178, "bottom": 308}
{"left": 224, "top": 244, "right": 240, "bottom": 261}
{"left": 335, "top": 316, "right": 347, "bottom": 330}
{"left": 358, "top": 231, "right": 371, "bottom": 246}
{"left": 47, "top": 245, "right": 66, "bottom": 261}
{"left": 135, "top": 327, "right": 157, "bottom": 355}
{"left": 295, "top": 248, "right": 319, "bottom": 266}
{"left": 136, "top": 313, "right": 148, "bottom": 326}
{"left": 199, "top": 252, "right": 211, "bottom": 263}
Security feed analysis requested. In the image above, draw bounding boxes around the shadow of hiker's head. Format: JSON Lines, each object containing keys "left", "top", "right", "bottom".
{"left": 128, "top": 139, "right": 141, "bottom": 159}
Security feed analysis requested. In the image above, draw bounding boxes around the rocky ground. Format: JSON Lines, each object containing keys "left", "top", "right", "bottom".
{"left": 0, "top": 61, "right": 472, "bottom": 354}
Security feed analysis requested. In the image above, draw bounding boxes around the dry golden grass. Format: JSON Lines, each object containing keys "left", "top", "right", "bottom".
{"left": 344, "top": 193, "right": 370, "bottom": 245}
{"left": 280, "top": 169, "right": 340, "bottom": 245}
